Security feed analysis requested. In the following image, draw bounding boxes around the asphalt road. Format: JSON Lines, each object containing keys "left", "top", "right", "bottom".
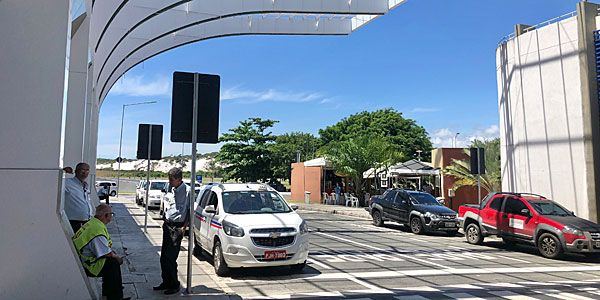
{"left": 133, "top": 199, "right": 600, "bottom": 299}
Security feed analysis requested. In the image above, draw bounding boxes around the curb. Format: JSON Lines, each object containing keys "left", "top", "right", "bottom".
{"left": 296, "top": 204, "right": 371, "bottom": 219}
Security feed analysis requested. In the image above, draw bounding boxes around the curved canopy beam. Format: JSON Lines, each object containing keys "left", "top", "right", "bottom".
{"left": 91, "top": 0, "right": 408, "bottom": 102}
{"left": 99, "top": 15, "right": 352, "bottom": 103}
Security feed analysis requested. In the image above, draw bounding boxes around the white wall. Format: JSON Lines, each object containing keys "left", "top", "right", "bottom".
{"left": 496, "top": 17, "right": 590, "bottom": 218}
{"left": 0, "top": 1, "right": 93, "bottom": 299}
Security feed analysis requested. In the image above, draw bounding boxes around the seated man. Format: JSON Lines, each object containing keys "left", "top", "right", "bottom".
{"left": 72, "top": 204, "right": 130, "bottom": 300}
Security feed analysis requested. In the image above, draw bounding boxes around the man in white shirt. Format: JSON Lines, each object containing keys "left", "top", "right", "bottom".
{"left": 64, "top": 162, "right": 93, "bottom": 232}
{"left": 153, "top": 167, "right": 189, "bottom": 295}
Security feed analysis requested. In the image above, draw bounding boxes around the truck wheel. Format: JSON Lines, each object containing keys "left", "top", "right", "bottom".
{"left": 372, "top": 210, "right": 384, "bottom": 227}
{"left": 538, "top": 233, "right": 563, "bottom": 259}
{"left": 466, "top": 223, "right": 484, "bottom": 245}
{"left": 410, "top": 217, "right": 424, "bottom": 234}
{"left": 213, "top": 241, "right": 230, "bottom": 276}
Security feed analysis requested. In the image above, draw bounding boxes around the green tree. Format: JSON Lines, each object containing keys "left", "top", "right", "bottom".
{"left": 320, "top": 135, "right": 404, "bottom": 205}
{"left": 270, "top": 132, "right": 318, "bottom": 182}
{"left": 443, "top": 138, "right": 501, "bottom": 193}
{"left": 318, "top": 108, "right": 432, "bottom": 161}
{"left": 216, "top": 118, "right": 278, "bottom": 182}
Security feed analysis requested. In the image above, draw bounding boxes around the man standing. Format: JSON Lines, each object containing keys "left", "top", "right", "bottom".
{"left": 154, "top": 167, "right": 189, "bottom": 295}
{"left": 72, "top": 204, "right": 130, "bottom": 300}
{"left": 64, "top": 162, "right": 93, "bottom": 232}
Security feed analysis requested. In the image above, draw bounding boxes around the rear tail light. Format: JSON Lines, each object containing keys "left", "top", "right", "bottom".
{"left": 369, "top": 197, "right": 373, "bottom": 203}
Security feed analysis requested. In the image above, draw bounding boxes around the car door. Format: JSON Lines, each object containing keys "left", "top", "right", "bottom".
{"left": 382, "top": 191, "right": 397, "bottom": 220}
{"left": 481, "top": 196, "right": 504, "bottom": 235}
{"left": 396, "top": 191, "right": 410, "bottom": 223}
{"left": 501, "top": 197, "right": 535, "bottom": 240}
{"left": 200, "top": 191, "right": 219, "bottom": 249}
{"left": 193, "top": 189, "right": 210, "bottom": 243}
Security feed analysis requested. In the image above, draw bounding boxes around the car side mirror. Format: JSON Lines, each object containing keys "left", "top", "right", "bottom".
{"left": 520, "top": 208, "right": 530, "bottom": 216}
{"left": 290, "top": 204, "right": 299, "bottom": 211}
{"left": 204, "top": 205, "right": 216, "bottom": 214}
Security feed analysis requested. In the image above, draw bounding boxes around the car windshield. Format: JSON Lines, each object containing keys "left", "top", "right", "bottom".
{"left": 409, "top": 193, "right": 441, "bottom": 206}
{"left": 528, "top": 200, "right": 572, "bottom": 216}
{"left": 150, "top": 182, "right": 166, "bottom": 190}
{"left": 223, "top": 191, "right": 292, "bottom": 214}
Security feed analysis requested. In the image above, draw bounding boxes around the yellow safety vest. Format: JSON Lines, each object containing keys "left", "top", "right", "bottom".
{"left": 72, "top": 218, "right": 112, "bottom": 276}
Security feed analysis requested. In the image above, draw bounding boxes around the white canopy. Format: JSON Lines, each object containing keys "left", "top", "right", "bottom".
{"left": 304, "top": 157, "right": 333, "bottom": 168}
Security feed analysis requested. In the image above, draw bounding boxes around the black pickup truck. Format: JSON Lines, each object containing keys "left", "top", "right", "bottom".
{"left": 366, "top": 189, "right": 460, "bottom": 235}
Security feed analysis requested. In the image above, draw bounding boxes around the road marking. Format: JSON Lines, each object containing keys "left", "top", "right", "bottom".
{"left": 347, "top": 276, "right": 392, "bottom": 293}
{"left": 395, "top": 296, "right": 429, "bottom": 300}
{"left": 314, "top": 231, "right": 452, "bottom": 269}
{"left": 488, "top": 291, "right": 532, "bottom": 300}
{"left": 533, "top": 289, "right": 596, "bottom": 300}
{"left": 394, "top": 286, "right": 441, "bottom": 292}
{"left": 307, "top": 258, "right": 332, "bottom": 269}
{"left": 445, "top": 284, "right": 483, "bottom": 290}
{"left": 445, "top": 292, "right": 486, "bottom": 299}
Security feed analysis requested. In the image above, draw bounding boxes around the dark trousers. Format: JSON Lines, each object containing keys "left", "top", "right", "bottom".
{"left": 69, "top": 220, "right": 87, "bottom": 233}
{"left": 160, "top": 221, "right": 184, "bottom": 288}
{"left": 85, "top": 257, "right": 123, "bottom": 300}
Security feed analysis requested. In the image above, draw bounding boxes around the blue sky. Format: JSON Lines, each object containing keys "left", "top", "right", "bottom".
{"left": 97, "top": 0, "right": 584, "bottom": 159}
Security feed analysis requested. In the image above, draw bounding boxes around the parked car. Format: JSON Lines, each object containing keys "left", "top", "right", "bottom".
{"left": 458, "top": 192, "right": 600, "bottom": 259}
{"left": 136, "top": 180, "right": 146, "bottom": 205}
{"left": 192, "top": 183, "right": 309, "bottom": 276}
{"left": 95, "top": 181, "right": 117, "bottom": 197}
{"left": 366, "top": 189, "right": 459, "bottom": 235}
{"left": 139, "top": 180, "right": 168, "bottom": 209}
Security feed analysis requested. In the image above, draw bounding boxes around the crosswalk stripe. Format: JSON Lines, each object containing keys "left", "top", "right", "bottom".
{"left": 445, "top": 292, "right": 486, "bottom": 299}
{"left": 488, "top": 290, "right": 536, "bottom": 299}
{"left": 395, "top": 296, "right": 429, "bottom": 300}
{"left": 533, "top": 289, "right": 596, "bottom": 300}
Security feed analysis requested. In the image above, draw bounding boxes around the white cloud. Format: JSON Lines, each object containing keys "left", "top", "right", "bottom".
{"left": 110, "top": 75, "right": 170, "bottom": 97}
{"left": 432, "top": 128, "right": 454, "bottom": 138}
{"left": 319, "top": 98, "right": 334, "bottom": 104}
{"left": 410, "top": 107, "right": 441, "bottom": 113}
{"left": 221, "top": 86, "right": 326, "bottom": 104}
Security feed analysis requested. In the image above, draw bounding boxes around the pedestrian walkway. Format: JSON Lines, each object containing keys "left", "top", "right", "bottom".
{"left": 103, "top": 196, "right": 240, "bottom": 300}
{"left": 295, "top": 203, "right": 371, "bottom": 219}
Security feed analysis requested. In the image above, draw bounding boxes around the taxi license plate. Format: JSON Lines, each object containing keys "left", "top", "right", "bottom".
{"left": 264, "top": 250, "right": 287, "bottom": 260}
{"left": 445, "top": 222, "right": 456, "bottom": 227}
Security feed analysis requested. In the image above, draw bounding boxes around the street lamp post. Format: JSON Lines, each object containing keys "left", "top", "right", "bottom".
{"left": 416, "top": 150, "right": 422, "bottom": 161}
{"left": 454, "top": 132, "right": 460, "bottom": 148}
{"left": 116, "top": 101, "right": 157, "bottom": 197}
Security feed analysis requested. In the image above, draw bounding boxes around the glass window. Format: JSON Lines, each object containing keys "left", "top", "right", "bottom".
{"left": 199, "top": 190, "right": 211, "bottom": 207}
{"left": 385, "top": 191, "right": 397, "bottom": 202}
{"left": 503, "top": 198, "right": 528, "bottom": 215}
{"left": 408, "top": 192, "right": 441, "bottom": 206}
{"left": 395, "top": 192, "right": 408, "bottom": 205}
{"left": 222, "top": 191, "right": 291, "bottom": 214}
{"left": 488, "top": 197, "right": 504, "bottom": 211}
{"left": 150, "top": 182, "right": 166, "bottom": 190}
{"left": 207, "top": 192, "right": 218, "bottom": 207}
{"left": 528, "top": 200, "right": 571, "bottom": 216}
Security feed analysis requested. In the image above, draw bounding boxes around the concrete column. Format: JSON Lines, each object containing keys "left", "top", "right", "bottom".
{"left": 577, "top": 1, "right": 600, "bottom": 222}
{"left": 0, "top": 1, "right": 93, "bottom": 299}
{"left": 64, "top": 14, "right": 90, "bottom": 169}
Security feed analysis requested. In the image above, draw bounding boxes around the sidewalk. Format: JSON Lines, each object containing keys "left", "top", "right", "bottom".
{"left": 104, "top": 196, "right": 240, "bottom": 300}
{"left": 295, "top": 202, "right": 371, "bottom": 219}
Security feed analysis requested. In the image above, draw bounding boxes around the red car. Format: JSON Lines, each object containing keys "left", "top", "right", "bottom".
{"left": 458, "top": 192, "right": 600, "bottom": 259}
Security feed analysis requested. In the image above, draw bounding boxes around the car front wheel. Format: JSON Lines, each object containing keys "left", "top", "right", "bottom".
{"left": 538, "top": 233, "right": 563, "bottom": 259}
{"left": 410, "top": 217, "right": 424, "bottom": 234}
{"left": 110, "top": 190, "right": 116, "bottom": 197}
{"left": 466, "top": 223, "right": 484, "bottom": 245}
{"left": 213, "top": 241, "right": 230, "bottom": 276}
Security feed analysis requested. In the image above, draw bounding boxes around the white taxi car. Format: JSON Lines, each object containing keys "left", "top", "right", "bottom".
{"left": 141, "top": 179, "right": 168, "bottom": 209}
{"left": 192, "top": 183, "right": 309, "bottom": 276}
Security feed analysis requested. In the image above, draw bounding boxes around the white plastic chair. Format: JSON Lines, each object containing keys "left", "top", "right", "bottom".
{"left": 345, "top": 193, "right": 359, "bottom": 207}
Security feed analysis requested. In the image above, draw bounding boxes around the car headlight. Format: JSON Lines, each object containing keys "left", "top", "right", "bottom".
{"left": 299, "top": 220, "right": 309, "bottom": 234}
{"left": 223, "top": 221, "right": 244, "bottom": 237}
{"left": 562, "top": 226, "right": 584, "bottom": 237}
{"left": 424, "top": 212, "right": 440, "bottom": 220}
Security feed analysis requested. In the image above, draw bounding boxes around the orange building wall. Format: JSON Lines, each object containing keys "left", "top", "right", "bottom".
{"left": 433, "top": 148, "right": 483, "bottom": 211}
{"left": 290, "top": 163, "right": 323, "bottom": 203}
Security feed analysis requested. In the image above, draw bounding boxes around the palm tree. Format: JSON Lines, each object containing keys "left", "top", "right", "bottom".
{"left": 321, "top": 135, "right": 404, "bottom": 205}
{"left": 443, "top": 138, "right": 501, "bottom": 193}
